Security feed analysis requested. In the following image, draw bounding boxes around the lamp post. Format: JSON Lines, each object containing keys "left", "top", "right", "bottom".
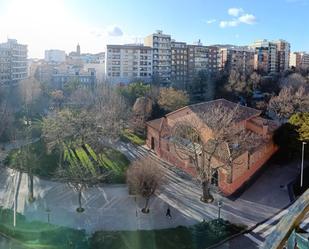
{"left": 10, "top": 170, "right": 16, "bottom": 227}
{"left": 300, "top": 142, "right": 306, "bottom": 188}
{"left": 46, "top": 208, "right": 51, "bottom": 224}
{"left": 217, "top": 201, "right": 223, "bottom": 219}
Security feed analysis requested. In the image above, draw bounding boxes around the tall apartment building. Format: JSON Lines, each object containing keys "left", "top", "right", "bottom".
{"left": 251, "top": 40, "right": 277, "bottom": 74}
{"left": 275, "top": 40, "right": 290, "bottom": 72}
{"left": 290, "top": 52, "right": 309, "bottom": 69}
{"left": 187, "top": 41, "right": 219, "bottom": 83}
{"left": 0, "top": 39, "right": 28, "bottom": 85}
{"left": 105, "top": 44, "right": 153, "bottom": 84}
{"left": 219, "top": 46, "right": 255, "bottom": 74}
{"left": 144, "top": 30, "right": 171, "bottom": 83}
{"left": 45, "top": 49, "right": 66, "bottom": 63}
{"left": 171, "top": 40, "right": 187, "bottom": 88}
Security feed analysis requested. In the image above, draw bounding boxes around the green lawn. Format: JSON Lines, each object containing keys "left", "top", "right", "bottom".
{"left": 120, "top": 129, "right": 146, "bottom": 146}
{"left": 5, "top": 140, "right": 130, "bottom": 184}
{"left": 0, "top": 208, "right": 88, "bottom": 249}
{"left": 0, "top": 208, "right": 244, "bottom": 249}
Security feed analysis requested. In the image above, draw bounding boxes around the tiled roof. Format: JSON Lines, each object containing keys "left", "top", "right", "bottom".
{"left": 146, "top": 118, "right": 164, "bottom": 131}
{"left": 188, "top": 99, "right": 261, "bottom": 124}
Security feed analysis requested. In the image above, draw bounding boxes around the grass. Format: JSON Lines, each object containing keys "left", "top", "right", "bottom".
{"left": 0, "top": 207, "right": 244, "bottom": 249}
{"left": 120, "top": 129, "right": 146, "bottom": 146}
{"left": 0, "top": 208, "right": 88, "bottom": 249}
{"left": 6, "top": 140, "right": 130, "bottom": 184}
{"left": 90, "top": 219, "right": 244, "bottom": 249}
{"left": 5, "top": 139, "right": 60, "bottom": 178}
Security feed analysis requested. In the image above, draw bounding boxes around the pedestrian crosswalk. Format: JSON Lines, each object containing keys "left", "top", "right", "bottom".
{"left": 244, "top": 209, "right": 309, "bottom": 248}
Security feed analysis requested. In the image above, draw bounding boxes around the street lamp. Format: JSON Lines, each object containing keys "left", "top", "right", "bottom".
{"left": 217, "top": 201, "right": 223, "bottom": 219}
{"left": 45, "top": 208, "right": 51, "bottom": 223}
{"left": 10, "top": 170, "right": 16, "bottom": 227}
{"left": 300, "top": 142, "right": 307, "bottom": 188}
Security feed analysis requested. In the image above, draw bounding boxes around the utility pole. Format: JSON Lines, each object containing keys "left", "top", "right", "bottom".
{"left": 300, "top": 142, "right": 306, "bottom": 188}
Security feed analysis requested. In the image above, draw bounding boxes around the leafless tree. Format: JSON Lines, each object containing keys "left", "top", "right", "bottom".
{"left": 171, "top": 104, "right": 256, "bottom": 203}
{"left": 268, "top": 86, "right": 309, "bottom": 123}
{"left": 126, "top": 156, "right": 165, "bottom": 213}
{"left": 57, "top": 146, "right": 108, "bottom": 212}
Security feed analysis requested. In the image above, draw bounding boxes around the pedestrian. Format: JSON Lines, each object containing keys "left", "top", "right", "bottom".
{"left": 166, "top": 206, "right": 172, "bottom": 219}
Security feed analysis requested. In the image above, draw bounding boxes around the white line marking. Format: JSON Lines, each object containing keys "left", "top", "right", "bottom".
{"left": 253, "top": 209, "right": 288, "bottom": 233}
{"left": 245, "top": 233, "right": 263, "bottom": 246}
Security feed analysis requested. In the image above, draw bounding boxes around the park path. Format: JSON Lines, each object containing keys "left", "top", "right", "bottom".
{"left": 0, "top": 140, "right": 298, "bottom": 234}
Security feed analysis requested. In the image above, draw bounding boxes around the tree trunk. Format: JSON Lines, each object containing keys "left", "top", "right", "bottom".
{"left": 201, "top": 180, "right": 214, "bottom": 203}
{"left": 28, "top": 174, "right": 35, "bottom": 203}
{"left": 76, "top": 190, "right": 84, "bottom": 212}
{"left": 142, "top": 197, "right": 150, "bottom": 213}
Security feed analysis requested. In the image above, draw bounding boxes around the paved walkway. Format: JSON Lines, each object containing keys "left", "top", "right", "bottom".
{"left": 0, "top": 141, "right": 299, "bottom": 235}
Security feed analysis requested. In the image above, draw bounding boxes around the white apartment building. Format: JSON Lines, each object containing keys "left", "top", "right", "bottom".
{"left": 290, "top": 52, "right": 309, "bottom": 69}
{"left": 105, "top": 44, "right": 153, "bottom": 84}
{"left": 45, "top": 49, "right": 66, "bottom": 63}
{"left": 144, "top": 30, "right": 171, "bottom": 83}
{"left": 0, "top": 39, "right": 28, "bottom": 85}
{"left": 251, "top": 40, "right": 277, "bottom": 73}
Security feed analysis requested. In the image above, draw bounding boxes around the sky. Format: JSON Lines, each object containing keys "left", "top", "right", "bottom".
{"left": 0, "top": 0, "right": 308, "bottom": 58}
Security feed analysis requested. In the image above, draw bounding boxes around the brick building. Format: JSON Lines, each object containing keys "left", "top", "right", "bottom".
{"left": 146, "top": 99, "right": 278, "bottom": 195}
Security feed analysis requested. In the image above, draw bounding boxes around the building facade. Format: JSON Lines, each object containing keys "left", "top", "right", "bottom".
{"left": 290, "top": 52, "right": 309, "bottom": 69}
{"left": 44, "top": 49, "right": 66, "bottom": 63}
{"left": 105, "top": 44, "right": 153, "bottom": 84}
{"left": 219, "top": 46, "right": 255, "bottom": 74}
{"left": 144, "top": 30, "right": 171, "bottom": 83}
{"left": 275, "top": 40, "right": 290, "bottom": 72}
{"left": 146, "top": 99, "right": 278, "bottom": 195}
{"left": 251, "top": 40, "right": 277, "bottom": 74}
{"left": 171, "top": 40, "right": 188, "bottom": 89}
{"left": 0, "top": 39, "right": 28, "bottom": 85}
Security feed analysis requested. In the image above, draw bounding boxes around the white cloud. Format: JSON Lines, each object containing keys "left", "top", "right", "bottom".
{"left": 219, "top": 20, "right": 239, "bottom": 28}
{"left": 228, "top": 8, "right": 244, "bottom": 17}
{"left": 220, "top": 8, "right": 257, "bottom": 28}
{"left": 107, "top": 25, "right": 123, "bottom": 37}
{"left": 206, "top": 19, "right": 217, "bottom": 24}
{"left": 238, "top": 14, "right": 256, "bottom": 24}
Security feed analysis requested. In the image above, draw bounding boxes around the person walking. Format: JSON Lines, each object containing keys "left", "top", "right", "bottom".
{"left": 166, "top": 206, "right": 172, "bottom": 219}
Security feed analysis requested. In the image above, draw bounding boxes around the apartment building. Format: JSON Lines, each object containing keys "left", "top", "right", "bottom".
{"left": 219, "top": 46, "right": 255, "bottom": 74}
{"left": 290, "top": 52, "right": 309, "bottom": 69}
{"left": 45, "top": 49, "right": 66, "bottom": 63}
{"left": 275, "top": 40, "right": 290, "bottom": 72}
{"left": 144, "top": 30, "right": 171, "bottom": 83}
{"left": 0, "top": 39, "right": 28, "bottom": 85}
{"left": 186, "top": 42, "right": 219, "bottom": 82}
{"left": 105, "top": 44, "right": 153, "bottom": 84}
{"left": 251, "top": 40, "right": 277, "bottom": 74}
{"left": 171, "top": 40, "right": 187, "bottom": 89}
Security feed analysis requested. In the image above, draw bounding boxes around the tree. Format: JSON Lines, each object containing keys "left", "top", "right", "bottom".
{"left": 267, "top": 86, "right": 309, "bottom": 123}
{"left": 126, "top": 156, "right": 164, "bottom": 213}
{"left": 50, "top": 90, "right": 64, "bottom": 110}
{"left": 10, "top": 143, "right": 40, "bottom": 203}
{"left": 171, "top": 104, "right": 258, "bottom": 203}
{"left": 189, "top": 70, "right": 215, "bottom": 102}
{"left": 58, "top": 145, "right": 107, "bottom": 212}
{"left": 289, "top": 113, "right": 309, "bottom": 142}
{"left": 158, "top": 87, "right": 189, "bottom": 112}
{"left": 117, "top": 82, "right": 151, "bottom": 106}
{"left": 279, "top": 73, "right": 308, "bottom": 90}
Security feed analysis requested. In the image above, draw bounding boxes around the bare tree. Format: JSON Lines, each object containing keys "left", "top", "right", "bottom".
{"left": 268, "top": 86, "right": 309, "bottom": 123}
{"left": 171, "top": 104, "right": 251, "bottom": 203}
{"left": 57, "top": 146, "right": 107, "bottom": 212}
{"left": 126, "top": 156, "right": 164, "bottom": 213}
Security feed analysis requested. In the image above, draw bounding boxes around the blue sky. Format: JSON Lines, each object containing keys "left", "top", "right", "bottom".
{"left": 0, "top": 0, "right": 308, "bottom": 58}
